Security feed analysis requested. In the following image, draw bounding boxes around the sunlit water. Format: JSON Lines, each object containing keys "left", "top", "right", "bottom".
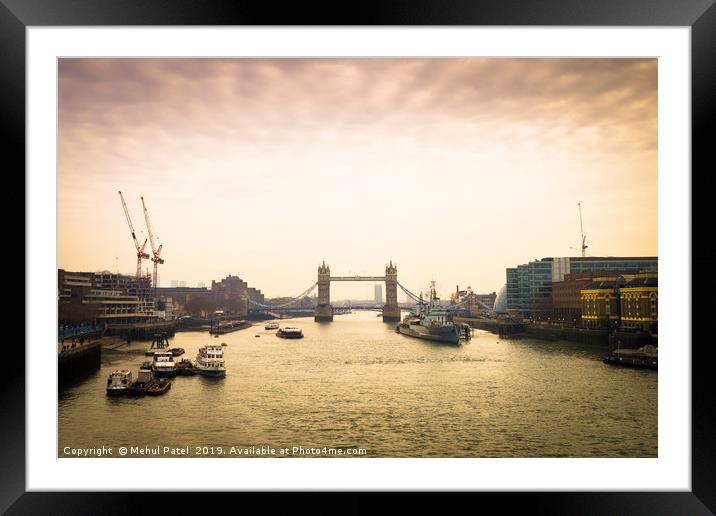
{"left": 59, "top": 311, "right": 657, "bottom": 458}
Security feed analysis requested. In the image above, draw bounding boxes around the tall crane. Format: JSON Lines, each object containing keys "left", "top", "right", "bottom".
{"left": 118, "top": 191, "right": 149, "bottom": 278}
{"left": 141, "top": 196, "right": 164, "bottom": 299}
{"left": 577, "top": 202, "right": 587, "bottom": 257}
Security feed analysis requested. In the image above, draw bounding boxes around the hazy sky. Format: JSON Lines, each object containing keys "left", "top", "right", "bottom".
{"left": 58, "top": 58, "right": 657, "bottom": 299}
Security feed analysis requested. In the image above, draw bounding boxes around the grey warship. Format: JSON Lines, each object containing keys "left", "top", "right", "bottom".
{"left": 396, "top": 281, "right": 469, "bottom": 345}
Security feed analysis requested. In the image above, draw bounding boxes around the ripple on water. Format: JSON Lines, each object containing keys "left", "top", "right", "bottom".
{"left": 58, "top": 312, "right": 657, "bottom": 457}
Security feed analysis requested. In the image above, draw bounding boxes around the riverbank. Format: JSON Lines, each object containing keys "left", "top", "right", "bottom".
{"left": 454, "top": 317, "right": 656, "bottom": 348}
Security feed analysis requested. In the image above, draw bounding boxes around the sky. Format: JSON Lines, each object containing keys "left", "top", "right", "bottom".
{"left": 58, "top": 58, "right": 657, "bottom": 300}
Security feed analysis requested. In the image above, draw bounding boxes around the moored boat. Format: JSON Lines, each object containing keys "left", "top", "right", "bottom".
{"left": 106, "top": 370, "right": 133, "bottom": 396}
{"left": 126, "top": 368, "right": 153, "bottom": 396}
{"left": 170, "top": 347, "right": 185, "bottom": 356}
{"left": 151, "top": 351, "right": 177, "bottom": 378}
{"left": 195, "top": 344, "right": 226, "bottom": 377}
{"left": 176, "top": 358, "right": 195, "bottom": 376}
{"left": 146, "top": 378, "right": 172, "bottom": 396}
{"left": 603, "top": 345, "right": 657, "bottom": 370}
{"left": 396, "top": 281, "right": 467, "bottom": 345}
{"left": 276, "top": 327, "right": 303, "bottom": 339}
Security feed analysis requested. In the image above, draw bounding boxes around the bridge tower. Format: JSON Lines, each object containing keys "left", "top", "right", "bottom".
{"left": 466, "top": 291, "right": 480, "bottom": 318}
{"left": 383, "top": 261, "right": 401, "bottom": 322}
{"left": 314, "top": 261, "right": 334, "bottom": 322}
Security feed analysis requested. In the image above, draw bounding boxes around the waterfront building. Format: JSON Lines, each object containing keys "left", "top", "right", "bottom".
{"left": 156, "top": 286, "right": 212, "bottom": 317}
{"left": 614, "top": 273, "right": 658, "bottom": 333}
{"left": 211, "top": 275, "right": 265, "bottom": 317}
{"left": 476, "top": 292, "right": 497, "bottom": 310}
{"left": 580, "top": 271, "right": 657, "bottom": 333}
{"left": 374, "top": 284, "right": 383, "bottom": 305}
{"left": 505, "top": 257, "right": 657, "bottom": 319}
{"left": 58, "top": 269, "right": 156, "bottom": 325}
{"left": 157, "top": 276, "right": 265, "bottom": 317}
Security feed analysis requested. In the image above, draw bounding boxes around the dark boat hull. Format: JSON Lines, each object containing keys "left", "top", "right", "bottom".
{"left": 603, "top": 355, "right": 657, "bottom": 370}
{"left": 146, "top": 379, "right": 172, "bottom": 395}
{"left": 397, "top": 324, "right": 460, "bottom": 345}
{"left": 126, "top": 383, "right": 149, "bottom": 396}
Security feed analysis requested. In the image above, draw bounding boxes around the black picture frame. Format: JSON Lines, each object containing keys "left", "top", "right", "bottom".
{"left": 4, "top": 0, "right": 712, "bottom": 513}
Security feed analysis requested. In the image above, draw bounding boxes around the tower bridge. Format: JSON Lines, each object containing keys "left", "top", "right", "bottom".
{"left": 315, "top": 261, "right": 401, "bottom": 322}
{"left": 246, "top": 259, "right": 495, "bottom": 321}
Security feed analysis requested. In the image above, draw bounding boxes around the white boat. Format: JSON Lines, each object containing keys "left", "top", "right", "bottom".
{"left": 195, "top": 344, "right": 226, "bottom": 377}
{"left": 264, "top": 322, "right": 279, "bottom": 330}
{"left": 276, "top": 327, "right": 303, "bottom": 339}
{"left": 151, "top": 351, "right": 177, "bottom": 378}
{"left": 106, "top": 370, "right": 133, "bottom": 396}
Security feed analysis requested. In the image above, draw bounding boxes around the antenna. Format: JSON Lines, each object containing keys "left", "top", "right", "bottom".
{"left": 578, "top": 202, "right": 587, "bottom": 257}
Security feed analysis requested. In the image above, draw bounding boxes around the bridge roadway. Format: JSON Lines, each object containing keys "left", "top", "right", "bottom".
{"left": 329, "top": 276, "right": 386, "bottom": 281}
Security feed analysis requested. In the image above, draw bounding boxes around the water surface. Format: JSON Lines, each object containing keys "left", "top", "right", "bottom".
{"left": 59, "top": 311, "right": 657, "bottom": 457}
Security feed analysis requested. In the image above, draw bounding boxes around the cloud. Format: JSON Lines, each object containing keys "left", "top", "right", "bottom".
{"left": 58, "top": 58, "right": 657, "bottom": 293}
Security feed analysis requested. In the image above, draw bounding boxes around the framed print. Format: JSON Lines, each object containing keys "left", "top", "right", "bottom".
{"left": 4, "top": 0, "right": 713, "bottom": 513}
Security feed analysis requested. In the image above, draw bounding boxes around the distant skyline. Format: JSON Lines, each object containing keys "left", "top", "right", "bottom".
{"left": 58, "top": 58, "right": 657, "bottom": 299}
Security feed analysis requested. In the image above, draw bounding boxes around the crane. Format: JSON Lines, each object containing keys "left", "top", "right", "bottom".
{"left": 577, "top": 202, "right": 587, "bottom": 257}
{"left": 140, "top": 196, "right": 164, "bottom": 299}
{"left": 118, "top": 191, "right": 149, "bottom": 278}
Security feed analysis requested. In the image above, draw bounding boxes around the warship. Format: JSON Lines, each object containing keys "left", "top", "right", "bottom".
{"left": 396, "top": 281, "right": 470, "bottom": 345}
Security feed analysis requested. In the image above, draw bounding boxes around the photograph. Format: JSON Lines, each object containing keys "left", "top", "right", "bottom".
{"left": 57, "top": 57, "right": 659, "bottom": 459}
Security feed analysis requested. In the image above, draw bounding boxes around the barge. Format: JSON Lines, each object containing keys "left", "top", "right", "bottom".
{"left": 603, "top": 345, "right": 657, "bottom": 371}
{"left": 209, "top": 320, "right": 251, "bottom": 335}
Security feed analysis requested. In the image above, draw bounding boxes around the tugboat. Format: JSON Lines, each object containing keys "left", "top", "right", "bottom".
{"left": 265, "top": 321, "right": 279, "bottom": 330}
{"left": 106, "top": 370, "right": 133, "bottom": 396}
{"left": 126, "top": 368, "right": 153, "bottom": 396}
{"left": 146, "top": 377, "right": 172, "bottom": 396}
{"left": 151, "top": 351, "right": 178, "bottom": 378}
{"left": 195, "top": 344, "right": 226, "bottom": 377}
{"left": 396, "top": 281, "right": 467, "bottom": 345}
{"left": 176, "top": 357, "right": 195, "bottom": 376}
{"left": 276, "top": 327, "right": 303, "bottom": 339}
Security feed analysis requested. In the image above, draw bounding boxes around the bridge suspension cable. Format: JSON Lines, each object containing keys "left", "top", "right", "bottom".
{"left": 398, "top": 282, "right": 491, "bottom": 311}
{"left": 248, "top": 283, "right": 318, "bottom": 309}
{"left": 397, "top": 282, "right": 429, "bottom": 307}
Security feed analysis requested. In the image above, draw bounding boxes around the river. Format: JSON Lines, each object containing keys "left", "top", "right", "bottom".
{"left": 59, "top": 310, "right": 657, "bottom": 458}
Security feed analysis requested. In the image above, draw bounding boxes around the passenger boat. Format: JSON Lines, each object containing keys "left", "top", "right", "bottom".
{"left": 264, "top": 322, "right": 279, "bottom": 330}
{"left": 146, "top": 378, "right": 172, "bottom": 396}
{"left": 396, "top": 281, "right": 467, "bottom": 345}
{"left": 151, "top": 351, "right": 178, "bottom": 378}
{"left": 603, "top": 345, "right": 657, "bottom": 370}
{"left": 126, "top": 368, "right": 153, "bottom": 396}
{"left": 106, "top": 370, "right": 133, "bottom": 396}
{"left": 176, "top": 358, "right": 195, "bottom": 376}
{"left": 276, "top": 327, "right": 303, "bottom": 339}
{"left": 195, "top": 344, "right": 226, "bottom": 377}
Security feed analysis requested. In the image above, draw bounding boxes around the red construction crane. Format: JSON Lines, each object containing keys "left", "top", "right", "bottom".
{"left": 118, "top": 191, "right": 149, "bottom": 278}
{"left": 140, "top": 196, "right": 164, "bottom": 297}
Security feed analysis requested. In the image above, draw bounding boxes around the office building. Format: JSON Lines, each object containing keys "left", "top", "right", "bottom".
{"left": 506, "top": 256, "right": 657, "bottom": 319}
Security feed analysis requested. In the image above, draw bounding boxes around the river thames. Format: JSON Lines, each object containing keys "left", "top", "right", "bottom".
{"left": 59, "top": 310, "right": 657, "bottom": 458}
